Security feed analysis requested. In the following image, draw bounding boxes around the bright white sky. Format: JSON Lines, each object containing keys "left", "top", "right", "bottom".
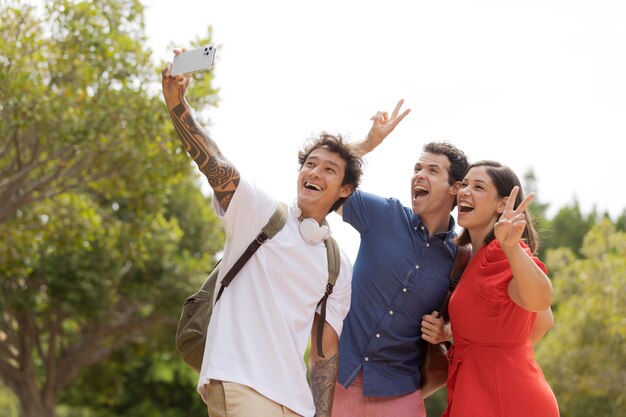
{"left": 144, "top": 0, "right": 625, "bottom": 261}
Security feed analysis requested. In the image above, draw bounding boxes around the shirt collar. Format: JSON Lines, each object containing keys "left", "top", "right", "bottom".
{"left": 414, "top": 214, "right": 457, "bottom": 241}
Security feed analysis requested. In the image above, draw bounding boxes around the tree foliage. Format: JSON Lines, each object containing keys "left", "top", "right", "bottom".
{"left": 0, "top": 1, "right": 221, "bottom": 416}
{"left": 537, "top": 220, "right": 626, "bottom": 417}
{"left": 541, "top": 199, "right": 596, "bottom": 258}
{"left": 60, "top": 348, "right": 206, "bottom": 417}
{"left": 615, "top": 209, "right": 626, "bottom": 232}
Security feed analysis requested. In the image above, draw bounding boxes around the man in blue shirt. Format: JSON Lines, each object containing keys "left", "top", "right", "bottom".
{"left": 333, "top": 100, "right": 470, "bottom": 417}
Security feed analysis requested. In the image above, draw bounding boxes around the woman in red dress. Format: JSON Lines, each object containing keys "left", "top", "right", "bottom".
{"left": 423, "top": 160, "right": 559, "bottom": 417}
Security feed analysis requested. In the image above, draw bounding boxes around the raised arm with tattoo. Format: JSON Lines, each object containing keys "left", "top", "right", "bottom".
{"left": 161, "top": 50, "right": 239, "bottom": 211}
{"left": 309, "top": 314, "right": 340, "bottom": 417}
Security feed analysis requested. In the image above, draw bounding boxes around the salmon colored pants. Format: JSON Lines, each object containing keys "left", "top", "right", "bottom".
{"left": 331, "top": 373, "right": 426, "bottom": 417}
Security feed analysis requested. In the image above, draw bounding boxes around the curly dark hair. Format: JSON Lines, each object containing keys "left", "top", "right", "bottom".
{"left": 298, "top": 132, "right": 364, "bottom": 212}
{"left": 423, "top": 141, "right": 470, "bottom": 185}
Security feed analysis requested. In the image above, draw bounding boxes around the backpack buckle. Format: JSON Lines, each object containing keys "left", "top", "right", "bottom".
{"left": 325, "top": 282, "right": 333, "bottom": 296}
{"left": 256, "top": 233, "right": 269, "bottom": 244}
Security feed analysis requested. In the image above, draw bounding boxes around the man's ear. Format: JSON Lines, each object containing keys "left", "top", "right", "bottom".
{"left": 449, "top": 181, "right": 462, "bottom": 196}
{"left": 340, "top": 184, "right": 354, "bottom": 198}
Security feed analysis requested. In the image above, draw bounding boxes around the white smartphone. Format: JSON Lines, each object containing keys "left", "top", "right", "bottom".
{"left": 171, "top": 45, "right": 216, "bottom": 76}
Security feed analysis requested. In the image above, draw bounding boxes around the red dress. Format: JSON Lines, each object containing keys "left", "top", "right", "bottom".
{"left": 443, "top": 240, "right": 559, "bottom": 417}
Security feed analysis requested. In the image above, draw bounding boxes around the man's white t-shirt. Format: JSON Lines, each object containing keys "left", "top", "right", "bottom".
{"left": 197, "top": 178, "right": 352, "bottom": 417}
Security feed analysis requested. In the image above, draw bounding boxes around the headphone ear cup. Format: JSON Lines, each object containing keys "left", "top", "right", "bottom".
{"left": 299, "top": 218, "right": 329, "bottom": 245}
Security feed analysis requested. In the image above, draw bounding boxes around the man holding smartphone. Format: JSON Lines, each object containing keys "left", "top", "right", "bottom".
{"left": 161, "top": 49, "right": 363, "bottom": 417}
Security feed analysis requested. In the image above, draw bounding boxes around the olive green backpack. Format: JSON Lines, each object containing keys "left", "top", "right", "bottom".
{"left": 175, "top": 202, "right": 340, "bottom": 372}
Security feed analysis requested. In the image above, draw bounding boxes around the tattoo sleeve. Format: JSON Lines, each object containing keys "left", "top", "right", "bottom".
{"left": 169, "top": 102, "right": 240, "bottom": 210}
{"left": 310, "top": 353, "right": 339, "bottom": 417}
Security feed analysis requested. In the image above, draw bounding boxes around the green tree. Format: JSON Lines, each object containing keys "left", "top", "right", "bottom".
{"left": 615, "top": 209, "right": 626, "bottom": 232}
{"left": 0, "top": 1, "right": 221, "bottom": 416}
{"left": 523, "top": 169, "right": 551, "bottom": 259}
{"left": 56, "top": 181, "right": 221, "bottom": 417}
{"left": 0, "top": 382, "right": 19, "bottom": 417}
{"left": 541, "top": 199, "right": 595, "bottom": 257}
{"left": 536, "top": 220, "right": 626, "bottom": 417}
{"left": 60, "top": 349, "right": 206, "bottom": 417}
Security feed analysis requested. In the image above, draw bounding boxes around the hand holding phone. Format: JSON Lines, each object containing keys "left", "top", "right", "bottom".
{"left": 171, "top": 45, "right": 216, "bottom": 76}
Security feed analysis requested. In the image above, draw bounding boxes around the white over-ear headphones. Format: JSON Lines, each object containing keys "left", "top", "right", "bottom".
{"left": 294, "top": 206, "right": 331, "bottom": 245}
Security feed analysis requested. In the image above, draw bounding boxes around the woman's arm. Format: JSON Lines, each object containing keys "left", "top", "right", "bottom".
{"left": 530, "top": 308, "right": 555, "bottom": 343}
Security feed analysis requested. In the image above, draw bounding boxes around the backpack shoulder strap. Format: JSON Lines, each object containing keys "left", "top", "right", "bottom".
{"left": 215, "top": 202, "right": 288, "bottom": 301}
{"left": 315, "top": 235, "right": 341, "bottom": 358}
{"left": 325, "top": 235, "right": 340, "bottom": 286}
{"left": 261, "top": 202, "right": 288, "bottom": 240}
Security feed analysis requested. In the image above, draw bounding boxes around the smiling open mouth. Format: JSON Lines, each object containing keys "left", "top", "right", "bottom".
{"left": 304, "top": 182, "right": 322, "bottom": 191}
{"left": 459, "top": 202, "right": 474, "bottom": 213}
{"left": 414, "top": 185, "right": 429, "bottom": 199}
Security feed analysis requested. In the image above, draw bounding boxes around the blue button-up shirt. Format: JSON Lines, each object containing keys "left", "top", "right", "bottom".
{"left": 338, "top": 190, "right": 457, "bottom": 397}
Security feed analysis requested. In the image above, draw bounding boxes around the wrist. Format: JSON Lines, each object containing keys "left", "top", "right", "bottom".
{"left": 365, "top": 131, "right": 382, "bottom": 150}
{"left": 354, "top": 136, "right": 373, "bottom": 156}
{"left": 500, "top": 240, "right": 523, "bottom": 255}
{"left": 166, "top": 99, "right": 190, "bottom": 117}
{"left": 164, "top": 88, "right": 188, "bottom": 109}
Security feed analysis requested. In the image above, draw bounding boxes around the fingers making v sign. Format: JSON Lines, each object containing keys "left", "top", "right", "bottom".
{"left": 494, "top": 186, "right": 536, "bottom": 248}
{"left": 366, "top": 99, "right": 411, "bottom": 146}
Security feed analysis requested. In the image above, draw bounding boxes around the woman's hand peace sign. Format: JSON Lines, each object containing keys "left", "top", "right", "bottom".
{"left": 494, "top": 186, "right": 536, "bottom": 248}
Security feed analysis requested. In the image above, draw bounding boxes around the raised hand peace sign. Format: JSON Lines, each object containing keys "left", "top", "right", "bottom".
{"left": 494, "top": 186, "right": 536, "bottom": 247}
{"left": 366, "top": 99, "right": 411, "bottom": 147}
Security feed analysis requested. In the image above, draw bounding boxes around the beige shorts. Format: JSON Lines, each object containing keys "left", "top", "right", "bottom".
{"left": 205, "top": 380, "right": 302, "bottom": 417}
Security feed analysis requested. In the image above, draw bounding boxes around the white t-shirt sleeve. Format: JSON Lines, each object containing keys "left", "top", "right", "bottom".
{"left": 212, "top": 178, "right": 277, "bottom": 246}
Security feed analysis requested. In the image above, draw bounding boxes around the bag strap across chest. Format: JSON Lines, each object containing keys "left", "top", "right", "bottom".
{"left": 215, "top": 202, "right": 289, "bottom": 302}
{"left": 214, "top": 202, "right": 340, "bottom": 358}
